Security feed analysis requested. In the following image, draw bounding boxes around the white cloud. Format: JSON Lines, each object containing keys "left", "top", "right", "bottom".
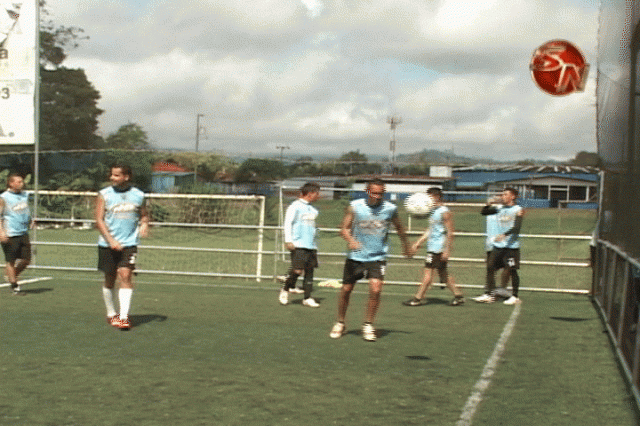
{"left": 44, "top": 0, "right": 598, "bottom": 160}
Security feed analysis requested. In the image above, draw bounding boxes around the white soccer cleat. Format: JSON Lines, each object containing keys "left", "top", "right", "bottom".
{"left": 302, "top": 298, "right": 320, "bottom": 308}
{"left": 329, "top": 322, "right": 345, "bottom": 339}
{"left": 362, "top": 323, "right": 376, "bottom": 342}
{"left": 473, "top": 294, "right": 495, "bottom": 303}
{"left": 503, "top": 296, "right": 521, "bottom": 305}
{"left": 278, "top": 289, "right": 289, "bottom": 305}
{"left": 289, "top": 288, "right": 304, "bottom": 294}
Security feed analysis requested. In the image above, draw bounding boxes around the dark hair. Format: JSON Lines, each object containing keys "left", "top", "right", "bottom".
{"left": 504, "top": 187, "right": 519, "bottom": 197}
{"left": 300, "top": 182, "right": 320, "bottom": 195}
{"left": 367, "top": 178, "right": 385, "bottom": 189}
{"left": 426, "top": 187, "right": 442, "bottom": 197}
{"left": 110, "top": 163, "right": 132, "bottom": 178}
{"left": 6, "top": 172, "right": 22, "bottom": 188}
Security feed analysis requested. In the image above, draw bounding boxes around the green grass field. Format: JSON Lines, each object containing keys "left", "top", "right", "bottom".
{"left": 1, "top": 272, "right": 637, "bottom": 426}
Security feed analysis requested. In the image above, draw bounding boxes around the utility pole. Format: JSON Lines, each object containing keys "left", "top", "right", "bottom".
{"left": 387, "top": 115, "right": 402, "bottom": 172}
{"left": 194, "top": 113, "right": 205, "bottom": 183}
{"left": 195, "top": 113, "right": 205, "bottom": 152}
{"left": 276, "top": 145, "right": 290, "bottom": 162}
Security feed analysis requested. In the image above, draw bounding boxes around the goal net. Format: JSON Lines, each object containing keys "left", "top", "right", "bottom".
{"left": 32, "top": 191, "right": 268, "bottom": 281}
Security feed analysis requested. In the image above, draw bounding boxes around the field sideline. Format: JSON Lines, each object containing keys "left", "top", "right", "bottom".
{"left": 1, "top": 272, "right": 637, "bottom": 426}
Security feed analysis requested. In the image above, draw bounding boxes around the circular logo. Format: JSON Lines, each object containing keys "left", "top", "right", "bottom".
{"left": 530, "top": 40, "right": 589, "bottom": 96}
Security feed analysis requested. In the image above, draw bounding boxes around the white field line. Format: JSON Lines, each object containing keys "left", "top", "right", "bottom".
{"left": 456, "top": 303, "right": 522, "bottom": 426}
{"left": 0, "top": 276, "right": 53, "bottom": 288}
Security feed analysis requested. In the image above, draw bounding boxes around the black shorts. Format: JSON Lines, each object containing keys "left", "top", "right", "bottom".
{"left": 425, "top": 252, "right": 447, "bottom": 270}
{"left": 1, "top": 234, "right": 31, "bottom": 263}
{"left": 98, "top": 246, "right": 138, "bottom": 275}
{"left": 290, "top": 248, "right": 318, "bottom": 270}
{"left": 488, "top": 248, "right": 520, "bottom": 270}
{"left": 342, "top": 258, "right": 386, "bottom": 284}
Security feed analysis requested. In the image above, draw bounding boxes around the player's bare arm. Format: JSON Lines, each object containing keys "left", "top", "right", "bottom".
{"left": 94, "top": 194, "right": 122, "bottom": 251}
{"left": 392, "top": 215, "right": 412, "bottom": 258}
{"left": 442, "top": 210, "right": 454, "bottom": 260}
{"left": 340, "top": 206, "right": 360, "bottom": 250}
{"left": 410, "top": 227, "right": 430, "bottom": 256}
{"left": 139, "top": 205, "right": 150, "bottom": 238}
{"left": 0, "top": 197, "right": 6, "bottom": 243}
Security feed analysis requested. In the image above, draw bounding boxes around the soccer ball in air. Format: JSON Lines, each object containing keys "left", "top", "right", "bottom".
{"left": 404, "top": 192, "right": 435, "bottom": 218}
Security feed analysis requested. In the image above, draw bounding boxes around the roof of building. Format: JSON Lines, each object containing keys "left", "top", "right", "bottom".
{"left": 152, "top": 162, "right": 192, "bottom": 173}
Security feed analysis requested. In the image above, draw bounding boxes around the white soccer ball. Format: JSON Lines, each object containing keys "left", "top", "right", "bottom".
{"left": 404, "top": 192, "right": 435, "bottom": 217}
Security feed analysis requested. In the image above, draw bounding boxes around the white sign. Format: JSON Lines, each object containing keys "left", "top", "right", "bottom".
{"left": 0, "top": 1, "right": 36, "bottom": 145}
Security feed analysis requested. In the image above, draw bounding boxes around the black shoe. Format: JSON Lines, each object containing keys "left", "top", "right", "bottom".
{"left": 402, "top": 297, "right": 423, "bottom": 306}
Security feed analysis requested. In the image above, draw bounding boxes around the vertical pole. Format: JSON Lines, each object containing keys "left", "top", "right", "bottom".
{"left": 32, "top": 0, "right": 41, "bottom": 267}
{"left": 256, "top": 195, "right": 265, "bottom": 282}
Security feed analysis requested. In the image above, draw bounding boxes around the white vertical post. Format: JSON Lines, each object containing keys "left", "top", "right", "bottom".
{"left": 255, "top": 195, "right": 265, "bottom": 282}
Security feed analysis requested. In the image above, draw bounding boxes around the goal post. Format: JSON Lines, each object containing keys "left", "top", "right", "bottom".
{"left": 30, "top": 190, "right": 268, "bottom": 281}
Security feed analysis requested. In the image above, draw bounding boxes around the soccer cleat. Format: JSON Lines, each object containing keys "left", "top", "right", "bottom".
{"left": 473, "top": 294, "right": 495, "bottom": 303}
{"left": 276, "top": 275, "right": 288, "bottom": 283}
{"left": 450, "top": 296, "right": 465, "bottom": 306}
{"left": 362, "top": 323, "right": 376, "bottom": 342}
{"left": 278, "top": 289, "right": 289, "bottom": 305}
{"left": 302, "top": 298, "right": 320, "bottom": 308}
{"left": 289, "top": 287, "right": 304, "bottom": 294}
{"left": 107, "top": 315, "right": 120, "bottom": 327}
{"left": 402, "top": 297, "right": 423, "bottom": 306}
{"left": 503, "top": 296, "right": 521, "bottom": 305}
{"left": 117, "top": 317, "right": 131, "bottom": 330}
{"left": 329, "top": 322, "right": 345, "bottom": 339}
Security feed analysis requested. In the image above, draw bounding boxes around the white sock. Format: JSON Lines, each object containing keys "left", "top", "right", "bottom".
{"left": 118, "top": 288, "right": 133, "bottom": 320}
{"left": 102, "top": 287, "right": 117, "bottom": 317}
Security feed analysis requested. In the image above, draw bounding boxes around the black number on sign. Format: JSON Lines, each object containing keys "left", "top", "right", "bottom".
{"left": 1, "top": 88, "right": 8, "bottom": 99}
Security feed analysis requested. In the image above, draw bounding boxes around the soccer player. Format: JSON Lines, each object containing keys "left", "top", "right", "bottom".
{"left": 95, "top": 164, "right": 149, "bottom": 330}
{"left": 485, "top": 195, "right": 511, "bottom": 299}
{"left": 403, "top": 187, "right": 464, "bottom": 307}
{"left": 475, "top": 187, "right": 524, "bottom": 305}
{"left": 278, "top": 182, "right": 321, "bottom": 307}
{"left": 329, "top": 179, "right": 411, "bottom": 342}
{"left": 0, "top": 173, "right": 32, "bottom": 295}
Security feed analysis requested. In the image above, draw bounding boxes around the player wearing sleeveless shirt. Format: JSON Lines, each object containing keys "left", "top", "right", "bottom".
{"left": 0, "top": 173, "right": 32, "bottom": 295}
{"left": 403, "top": 187, "right": 464, "bottom": 307}
{"left": 476, "top": 188, "right": 524, "bottom": 305}
{"left": 329, "top": 180, "right": 411, "bottom": 342}
{"left": 278, "top": 182, "right": 321, "bottom": 307}
{"left": 485, "top": 196, "right": 511, "bottom": 297}
{"left": 95, "top": 164, "right": 149, "bottom": 330}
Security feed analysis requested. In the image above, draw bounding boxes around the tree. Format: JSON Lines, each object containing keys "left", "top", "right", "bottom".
{"left": 235, "top": 159, "right": 287, "bottom": 183}
{"left": 40, "top": 68, "right": 103, "bottom": 150}
{"left": 339, "top": 150, "right": 367, "bottom": 163}
{"left": 568, "top": 151, "right": 602, "bottom": 167}
{"left": 38, "top": 1, "right": 103, "bottom": 150}
{"left": 106, "top": 123, "right": 151, "bottom": 150}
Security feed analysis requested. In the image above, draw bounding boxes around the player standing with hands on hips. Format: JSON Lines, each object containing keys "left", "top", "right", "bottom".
{"left": 0, "top": 173, "right": 32, "bottom": 295}
{"left": 330, "top": 179, "right": 411, "bottom": 342}
{"left": 96, "top": 164, "right": 149, "bottom": 330}
{"left": 278, "top": 182, "right": 321, "bottom": 307}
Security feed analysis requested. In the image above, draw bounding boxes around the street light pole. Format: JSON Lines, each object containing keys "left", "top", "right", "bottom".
{"left": 195, "top": 113, "right": 205, "bottom": 152}
{"left": 276, "top": 145, "right": 290, "bottom": 162}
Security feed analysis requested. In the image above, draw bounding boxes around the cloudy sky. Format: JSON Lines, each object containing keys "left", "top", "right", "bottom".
{"left": 45, "top": 0, "right": 598, "bottom": 161}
